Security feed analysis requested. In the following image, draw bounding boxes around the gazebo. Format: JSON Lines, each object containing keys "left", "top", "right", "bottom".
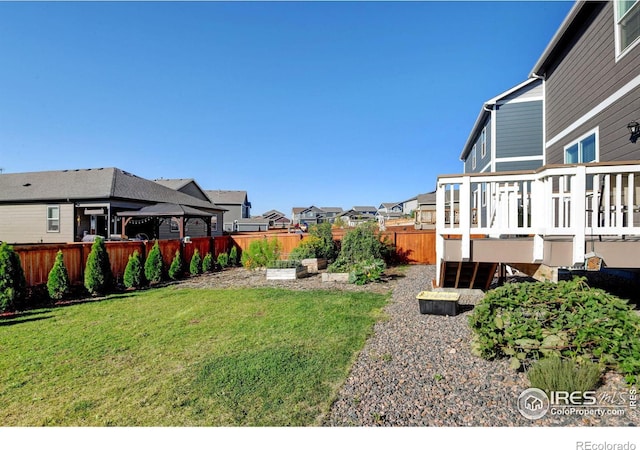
{"left": 117, "top": 203, "right": 214, "bottom": 239}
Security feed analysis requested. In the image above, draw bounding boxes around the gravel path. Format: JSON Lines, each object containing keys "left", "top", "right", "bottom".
{"left": 325, "top": 265, "right": 639, "bottom": 427}
{"left": 177, "top": 265, "right": 639, "bottom": 426}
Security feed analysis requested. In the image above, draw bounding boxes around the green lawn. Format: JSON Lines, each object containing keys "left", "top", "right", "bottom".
{"left": 0, "top": 287, "right": 388, "bottom": 426}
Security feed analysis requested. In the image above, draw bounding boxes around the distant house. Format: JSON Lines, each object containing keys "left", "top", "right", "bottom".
{"left": 261, "top": 210, "right": 291, "bottom": 229}
{"left": 235, "top": 217, "right": 270, "bottom": 232}
{"left": 337, "top": 206, "right": 377, "bottom": 227}
{"left": 377, "top": 202, "right": 404, "bottom": 219}
{"left": 415, "top": 191, "right": 460, "bottom": 229}
{"left": 205, "top": 190, "right": 251, "bottom": 232}
{"left": 291, "top": 206, "right": 324, "bottom": 227}
{"left": 0, "top": 167, "right": 225, "bottom": 244}
{"left": 402, "top": 196, "right": 418, "bottom": 217}
{"left": 460, "top": 78, "right": 544, "bottom": 174}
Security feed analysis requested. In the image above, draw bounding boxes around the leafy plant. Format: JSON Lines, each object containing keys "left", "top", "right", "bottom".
{"left": 348, "top": 258, "right": 386, "bottom": 285}
{"left": 267, "top": 260, "right": 302, "bottom": 269}
{"left": 190, "top": 249, "right": 202, "bottom": 276}
{"left": 202, "top": 252, "right": 214, "bottom": 272}
{"left": 217, "top": 252, "right": 229, "bottom": 269}
{"left": 468, "top": 277, "right": 640, "bottom": 384}
{"left": 169, "top": 250, "right": 184, "bottom": 280}
{"left": 229, "top": 246, "right": 239, "bottom": 267}
{"left": 84, "top": 236, "right": 112, "bottom": 296}
{"left": 289, "top": 236, "right": 322, "bottom": 261}
{"left": 527, "top": 355, "right": 602, "bottom": 395}
{"left": 144, "top": 241, "right": 164, "bottom": 284}
{"left": 308, "top": 223, "right": 337, "bottom": 261}
{"left": 47, "top": 250, "right": 70, "bottom": 300}
{"left": 241, "top": 238, "right": 281, "bottom": 270}
{"left": 0, "top": 242, "right": 27, "bottom": 312}
{"left": 123, "top": 250, "right": 145, "bottom": 289}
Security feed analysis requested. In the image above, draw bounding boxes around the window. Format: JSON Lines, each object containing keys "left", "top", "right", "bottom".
{"left": 472, "top": 144, "right": 477, "bottom": 170}
{"left": 616, "top": 0, "right": 640, "bottom": 57}
{"left": 211, "top": 215, "right": 218, "bottom": 232}
{"left": 170, "top": 218, "right": 179, "bottom": 233}
{"left": 564, "top": 129, "right": 598, "bottom": 164}
{"left": 47, "top": 206, "right": 60, "bottom": 232}
{"left": 481, "top": 127, "right": 487, "bottom": 158}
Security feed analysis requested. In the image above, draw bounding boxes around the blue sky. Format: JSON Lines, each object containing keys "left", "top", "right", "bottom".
{"left": 0, "top": 1, "right": 574, "bottom": 216}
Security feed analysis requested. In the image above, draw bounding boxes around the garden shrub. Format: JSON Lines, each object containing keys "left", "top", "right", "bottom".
{"left": 348, "top": 258, "right": 386, "bottom": 285}
{"left": 84, "top": 236, "right": 113, "bottom": 296}
{"left": 190, "top": 249, "right": 202, "bottom": 276}
{"left": 123, "top": 250, "right": 145, "bottom": 289}
{"left": 468, "top": 277, "right": 640, "bottom": 384}
{"left": 308, "top": 223, "right": 337, "bottom": 261}
{"left": 169, "top": 250, "right": 184, "bottom": 280}
{"left": 144, "top": 241, "right": 164, "bottom": 284}
{"left": 217, "top": 252, "right": 229, "bottom": 269}
{"left": 289, "top": 236, "right": 322, "bottom": 261}
{"left": 0, "top": 242, "right": 27, "bottom": 312}
{"left": 527, "top": 355, "right": 602, "bottom": 395}
{"left": 47, "top": 250, "right": 70, "bottom": 300}
{"left": 202, "top": 252, "right": 214, "bottom": 272}
{"left": 241, "top": 238, "right": 281, "bottom": 269}
{"left": 229, "top": 246, "right": 239, "bottom": 267}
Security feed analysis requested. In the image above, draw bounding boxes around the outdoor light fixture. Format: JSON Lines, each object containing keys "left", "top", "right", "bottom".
{"left": 628, "top": 121, "right": 640, "bottom": 143}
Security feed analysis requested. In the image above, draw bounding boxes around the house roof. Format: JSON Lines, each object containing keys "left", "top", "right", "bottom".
{"left": 205, "top": 190, "right": 249, "bottom": 205}
{"left": 379, "top": 202, "right": 402, "bottom": 210}
{"left": 530, "top": 1, "right": 599, "bottom": 78}
{"left": 459, "top": 78, "right": 542, "bottom": 161}
{"left": 117, "top": 203, "right": 214, "bottom": 217}
{"left": 417, "top": 191, "right": 436, "bottom": 206}
{"left": 320, "top": 207, "right": 343, "bottom": 214}
{"left": 353, "top": 206, "right": 377, "bottom": 212}
{"left": 153, "top": 178, "right": 195, "bottom": 191}
{"left": 0, "top": 167, "right": 224, "bottom": 211}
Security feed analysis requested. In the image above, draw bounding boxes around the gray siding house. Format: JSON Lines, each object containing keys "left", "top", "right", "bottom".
{"left": 0, "top": 168, "right": 225, "bottom": 244}
{"left": 205, "top": 190, "right": 251, "bottom": 232}
{"left": 461, "top": 78, "right": 544, "bottom": 174}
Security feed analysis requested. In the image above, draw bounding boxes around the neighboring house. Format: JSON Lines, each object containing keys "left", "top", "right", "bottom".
{"left": 436, "top": 0, "right": 640, "bottom": 288}
{"left": 261, "top": 210, "right": 291, "bottom": 229}
{"left": 415, "top": 191, "right": 460, "bottom": 229}
{"left": 235, "top": 217, "right": 270, "bottom": 232}
{"left": 291, "top": 206, "right": 324, "bottom": 226}
{"left": 402, "top": 196, "right": 418, "bottom": 217}
{"left": 205, "top": 190, "right": 251, "bottom": 232}
{"left": 460, "top": 78, "right": 544, "bottom": 174}
{"left": 0, "top": 167, "right": 225, "bottom": 244}
{"left": 377, "top": 202, "right": 404, "bottom": 219}
{"left": 319, "top": 207, "right": 344, "bottom": 223}
{"left": 337, "top": 206, "right": 378, "bottom": 227}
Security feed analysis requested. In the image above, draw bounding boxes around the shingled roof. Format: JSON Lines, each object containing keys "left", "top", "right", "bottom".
{"left": 0, "top": 167, "right": 222, "bottom": 211}
{"left": 205, "top": 190, "right": 249, "bottom": 205}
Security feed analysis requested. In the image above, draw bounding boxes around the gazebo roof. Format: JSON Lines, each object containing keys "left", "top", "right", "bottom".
{"left": 117, "top": 203, "right": 213, "bottom": 218}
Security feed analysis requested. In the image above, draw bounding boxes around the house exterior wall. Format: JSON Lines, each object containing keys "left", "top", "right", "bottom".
{"left": 495, "top": 159, "right": 545, "bottom": 172}
{"left": 0, "top": 203, "right": 75, "bottom": 244}
{"left": 158, "top": 217, "right": 209, "bottom": 240}
{"left": 464, "top": 118, "right": 492, "bottom": 173}
{"left": 544, "top": 2, "right": 640, "bottom": 164}
{"left": 495, "top": 101, "right": 544, "bottom": 161}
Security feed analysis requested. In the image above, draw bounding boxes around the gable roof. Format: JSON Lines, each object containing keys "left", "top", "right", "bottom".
{"left": 0, "top": 167, "right": 223, "bottom": 211}
{"left": 205, "top": 190, "right": 249, "bottom": 205}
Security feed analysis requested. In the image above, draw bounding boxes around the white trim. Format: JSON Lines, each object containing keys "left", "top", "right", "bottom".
{"left": 615, "top": 0, "right": 640, "bottom": 62}
{"left": 490, "top": 106, "right": 497, "bottom": 172}
{"left": 47, "top": 205, "right": 60, "bottom": 233}
{"left": 472, "top": 144, "right": 477, "bottom": 170}
{"left": 479, "top": 162, "right": 492, "bottom": 173}
{"left": 495, "top": 155, "right": 545, "bottom": 163}
{"left": 480, "top": 127, "right": 487, "bottom": 158}
{"left": 496, "top": 96, "right": 543, "bottom": 106}
{"left": 546, "top": 73, "right": 640, "bottom": 148}
{"left": 563, "top": 127, "right": 600, "bottom": 163}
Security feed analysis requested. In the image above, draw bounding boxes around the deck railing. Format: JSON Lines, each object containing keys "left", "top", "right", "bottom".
{"left": 436, "top": 161, "right": 640, "bottom": 280}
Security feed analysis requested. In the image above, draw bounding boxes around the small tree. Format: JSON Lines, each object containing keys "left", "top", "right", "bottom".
{"left": 202, "top": 252, "right": 214, "bottom": 272}
{"left": 229, "top": 246, "right": 238, "bottom": 267}
{"left": 190, "top": 249, "right": 202, "bottom": 276}
{"left": 241, "top": 238, "right": 281, "bottom": 269}
{"left": 0, "top": 242, "right": 27, "bottom": 312}
{"left": 84, "top": 236, "right": 113, "bottom": 296}
{"left": 47, "top": 250, "right": 70, "bottom": 300}
{"left": 217, "top": 252, "right": 229, "bottom": 269}
{"left": 169, "top": 250, "right": 184, "bottom": 280}
{"left": 309, "top": 223, "right": 337, "bottom": 261}
{"left": 123, "top": 250, "right": 145, "bottom": 289}
{"left": 145, "top": 241, "right": 164, "bottom": 284}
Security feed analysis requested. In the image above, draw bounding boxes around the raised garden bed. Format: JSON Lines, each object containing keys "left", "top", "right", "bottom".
{"left": 266, "top": 261, "right": 308, "bottom": 280}
{"left": 300, "top": 258, "right": 327, "bottom": 274}
{"left": 322, "top": 272, "right": 350, "bottom": 283}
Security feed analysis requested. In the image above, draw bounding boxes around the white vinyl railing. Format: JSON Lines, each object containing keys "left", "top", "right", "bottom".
{"left": 436, "top": 162, "right": 640, "bottom": 277}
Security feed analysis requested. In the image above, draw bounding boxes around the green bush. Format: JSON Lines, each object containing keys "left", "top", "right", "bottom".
{"left": 468, "top": 277, "right": 640, "bottom": 384}
{"left": 527, "top": 355, "right": 602, "bottom": 395}
{"left": 308, "top": 223, "right": 337, "bottom": 261}
{"left": 169, "top": 250, "right": 184, "bottom": 280}
{"left": 202, "top": 252, "right": 214, "bottom": 272}
{"left": 348, "top": 258, "right": 386, "bottom": 285}
{"left": 47, "top": 250, "right": 70, "bottom": 300}
{"left": 0, "top": 242, "right": 27, "bottom": 312}
{"left": 241, "top": 238, "right": 281, "bottom": 270}
{"left": 229, "top": 246, "right": 239, "bottom": 267}
{"left": 84, "top": 237, "right": 112, "bottom": 296}
{"left": 217, "top": 252, "right": 229, "bottom": 269}
{"left": 123, "top": 250, "right": 145, "bottom": 289}
{"left": 144, "top": 241, "right": 164, "bottom": 284}
{"left": 190, "top": 249, "right": 202, "bottom": 276}
{"left": 289, "top": 236, "right": 321, "bottom": 261}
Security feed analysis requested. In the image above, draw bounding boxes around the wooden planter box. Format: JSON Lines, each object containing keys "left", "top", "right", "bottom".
{"left": 266, "top": 266, "right": 308, "bottom": 280}
{"left": 300, "top": 258, "right": 327, "bottom": 273}
{"left": 416, "top": 291, "right": 460, "bottom": 316}
{"left": 322, "top": 272, "right": 350, "bottom": 283}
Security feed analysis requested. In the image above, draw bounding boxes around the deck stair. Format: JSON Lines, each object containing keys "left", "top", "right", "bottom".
{"left": 438, "top": 261, "right": 498, "bottom": 290}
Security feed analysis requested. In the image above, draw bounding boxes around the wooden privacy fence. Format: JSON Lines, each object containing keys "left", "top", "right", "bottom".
{"left": 13, "top": 229, "right": 436, "bottom": 288}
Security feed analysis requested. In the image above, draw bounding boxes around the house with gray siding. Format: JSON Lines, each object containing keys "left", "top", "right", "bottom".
{"left": 0, "top": 168, "right": 225, "bottom": 244}
{"left": 435, "top": 0, "right": 640, "bottom": 288}
{"left": 460, "top": 78, "right": 544, "bottom": 174}
{"left": 205, "top": 190, "right": 251, "bottom": 232}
